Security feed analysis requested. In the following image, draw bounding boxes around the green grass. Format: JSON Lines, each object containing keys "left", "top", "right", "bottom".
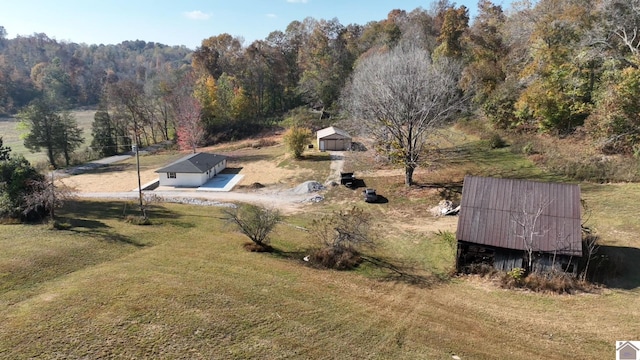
{"left": 2, "top": 126, "right": 640, "bottom": 359}
{"left": 1, "top": 200, "right": 638, "bottom": 359}
{"left": 0, "top": 109, "right": 96, "bottom": 164}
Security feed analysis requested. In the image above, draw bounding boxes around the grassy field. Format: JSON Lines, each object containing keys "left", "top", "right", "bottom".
{"left": 1, "top": 129, "right": 639, "bottom": 359}
{"left": 0, "top": 110, "right": 95, "bottom": 164}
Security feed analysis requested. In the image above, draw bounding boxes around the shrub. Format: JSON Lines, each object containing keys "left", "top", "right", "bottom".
{"left": 309, "top": 207, "right": 377, "bottom": 270}
{"left": 283, "top": 126, "right": 312, "bottom": 158}
{"left": 485, "top": 132, "right": 507, "bottom": 149}
{"left": 500, "top": 270, "right": 590, "bottom": 294}
{"left": 310, "top": 247, "right": 362, "bottom": 270}
{"left": 522, "top": 142, "right": 536, "bottom": 155}
{"left": 508, "top": 267, "right": 526, "bottom": 281}
{"left": 223, "top": 204, "right": 281, "bottom": 250}
{"left": 243, "top": 242, "right": 274, "bottom": 252}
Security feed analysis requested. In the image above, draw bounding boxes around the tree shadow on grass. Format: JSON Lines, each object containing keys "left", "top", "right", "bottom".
{"left": 80, "top": 163, "right": 135, "bottom": 175}
{"left": 415, "top": 181, "right": 464, "bottom": 200}
{"left": 55, "top": 215, "right": 146, "bottom": 247}
{"left": 60, "top": 199, "right": 192, "bottom": 246}
{"left": 64, "top": 199, "right": 182, "bottom": 222}
{"left": 360, "top": 255, "right": 449, "bottom": 288}
{"left": 271, "top": 247, "right": 446, "bottom": 289}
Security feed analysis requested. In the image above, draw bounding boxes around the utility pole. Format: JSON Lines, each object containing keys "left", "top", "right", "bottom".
{"left": 133, "top": 118, "right": 145, "bottom": 219}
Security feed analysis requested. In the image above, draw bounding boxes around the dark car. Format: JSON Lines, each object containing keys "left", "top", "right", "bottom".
{"left": 340, "top": 172, "right": 355, "bottom": 188}
{"left": 363, "top": 188, "right": 377, "bottom": 203}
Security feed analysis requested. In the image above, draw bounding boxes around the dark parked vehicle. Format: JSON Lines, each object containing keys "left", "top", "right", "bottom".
{"left": 340, "top": 172, "right": 355, "bottom": 188}
{"left": 363, "top": 188, "right": 378, "bottom": 203}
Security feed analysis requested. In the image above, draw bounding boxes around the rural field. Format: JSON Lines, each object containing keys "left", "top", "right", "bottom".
{"left": 0, "top": 110, "right": 96, "bottom": 165}
{"left": 1, "top": 127, "right": 639, "bottom": 359}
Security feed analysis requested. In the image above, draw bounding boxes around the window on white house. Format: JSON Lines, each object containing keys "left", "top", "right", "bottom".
{"left": 167, "top": 172, "right": 176, "bottom": 179}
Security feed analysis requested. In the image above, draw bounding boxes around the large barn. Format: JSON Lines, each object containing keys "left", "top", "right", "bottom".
{"left": 316, "top": 126, "right": 352, "bottom": 151}
{"left": 455, "top": 176, "right": 583, "bottom": 275}
{"left": 155, "top": 152, "right": 227, "bottom": 187}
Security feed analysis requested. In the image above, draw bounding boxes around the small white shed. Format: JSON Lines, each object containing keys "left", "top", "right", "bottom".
{"left": 155, "top": 152, "right": 227, "bottom": 187}
{"left": 316, "top": 126, "right": 352, "bottom": 151}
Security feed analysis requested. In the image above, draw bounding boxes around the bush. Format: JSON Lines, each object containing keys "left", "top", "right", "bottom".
{"left": 243, "top": 242, "right": 273, "bottom": 252}
{"left": 283, "top": 126, "right": 312, "bottom": 158}
{"left": 223, "top": 204, "right": 281, "bottom": 250}
{"left": 484, "top": 132, "right": 507, "bottom": 149}
{"left": 522, "top": 142, "right": 536, "bottom": 155}
{"left": 309, "top": 207, "right": 377, "bottom": 270}
{"left": 310, "top": 247, "right": 362, "bottom": 270}
{"left": 500, "top": 271, "right": 589, "bottom": 294}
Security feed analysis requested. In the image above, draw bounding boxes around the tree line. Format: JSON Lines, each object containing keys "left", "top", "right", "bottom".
{"left": 2, "top": 0, "right": 640, "bottom": 191}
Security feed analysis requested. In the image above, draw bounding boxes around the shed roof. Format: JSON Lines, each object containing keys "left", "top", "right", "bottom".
{"left": 456, "top": 176, "right": 582, "bottom": 256}
{"left": 316, "top": 126, "right": 351, "bottom": 139}
{"left": 156, "top": 153, "right": 226, "bottom": 174}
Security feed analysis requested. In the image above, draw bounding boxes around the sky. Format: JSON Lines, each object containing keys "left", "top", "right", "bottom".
{"left": 0, "top": 0, "right": 515, "bottom": 50}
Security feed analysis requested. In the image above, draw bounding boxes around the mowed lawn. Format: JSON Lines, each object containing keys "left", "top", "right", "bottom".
{"left": 1, "top": 129, "right": 640, "bottom": 359}
{"left": 0, "top": 197, "right": 639, "bottom": 359}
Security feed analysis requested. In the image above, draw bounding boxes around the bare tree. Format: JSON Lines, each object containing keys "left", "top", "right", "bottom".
{"left": 511, "top": 192, "right": 552, "bottom": 271}
{"left": 22, "top": 170, "right": 73, "bottom": 222}
{"left": 342, "top": 42, "right": 468, "bottom": 186}
{"left": 311, "top": 207, "right": 376, "bottom": 253}
{"left": 223, "top": 204, "right": 281, "bottom": 250}
{"left": 597, "top": 0, "right": 640, "bottom": 64}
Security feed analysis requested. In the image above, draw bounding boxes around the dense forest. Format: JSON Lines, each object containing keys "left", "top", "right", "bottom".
{"left": 1, "top": 0, "right": 640, "bottom": 158}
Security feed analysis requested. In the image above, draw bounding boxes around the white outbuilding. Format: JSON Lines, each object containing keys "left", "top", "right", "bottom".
{"left": 155, "top": 152, "right": 227, "bottom": 187}
{"left": 316, "top": 126, "right": 352, "bottom": 151}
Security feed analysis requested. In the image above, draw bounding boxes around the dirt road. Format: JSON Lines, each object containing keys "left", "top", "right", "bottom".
{"left": 78, "top": 186, "right": 320, "bottom": 214}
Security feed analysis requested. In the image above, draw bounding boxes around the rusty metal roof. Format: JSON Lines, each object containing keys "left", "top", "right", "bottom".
{"left": 456, "top": 176, "right": 583, "bottom": 256}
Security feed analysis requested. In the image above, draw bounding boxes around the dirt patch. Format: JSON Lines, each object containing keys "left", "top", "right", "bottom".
{"left": 60, "top": 168, "right": 160, "bottom": 193}
{"left": 60, "top": 142, "right": 310, "bottom": 193}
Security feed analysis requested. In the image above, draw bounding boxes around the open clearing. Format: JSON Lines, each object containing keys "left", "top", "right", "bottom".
{"left": 2, "top": 129, "right": 640, "bottom": 359}
{"left": 0, "top": 110, "right": 96, "bottom": 165}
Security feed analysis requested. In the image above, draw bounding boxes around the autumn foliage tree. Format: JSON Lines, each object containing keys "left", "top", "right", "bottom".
{"left": 283, "top": 126, "right": 312, "bottom": 158}
{"left": 175, "top": 96, "right": 204, "bottom": 153}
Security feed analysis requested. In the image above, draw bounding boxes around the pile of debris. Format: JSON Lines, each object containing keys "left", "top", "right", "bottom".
{"left": 293, "top": 181, "right": 326, "bottom": 194}
{"left": 430, "top": 200, "right": 460, "bottom": 216}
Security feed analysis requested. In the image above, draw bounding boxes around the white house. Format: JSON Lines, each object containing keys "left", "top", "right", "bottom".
{"left": 155, "top": 152, "right": 227, "bottom": 187}
{"left": 316, "top": 126, "right": 352, "bottom": 151}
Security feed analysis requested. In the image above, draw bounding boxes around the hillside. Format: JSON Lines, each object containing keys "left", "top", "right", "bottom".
{"left": 1, "top": 130, "right": 639, "bottom": 359}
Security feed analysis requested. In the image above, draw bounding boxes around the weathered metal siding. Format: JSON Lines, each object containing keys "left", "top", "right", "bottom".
{"left": 494, "top": 250, "right": 524, "bottom": 272}
{"left": 456, "top": 176, "right": 582, "bottom": 257}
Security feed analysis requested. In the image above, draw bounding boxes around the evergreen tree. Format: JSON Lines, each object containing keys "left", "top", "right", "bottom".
{"left": 90, "top": 110, "right": 117, "bottom": 156}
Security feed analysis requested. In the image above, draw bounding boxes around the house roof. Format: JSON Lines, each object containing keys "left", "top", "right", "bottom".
{"left": 316, "top": 126, "right": 351, "bottom": 139}
{"left": 456, "top": 176, "right": 583, "bottom": 256}
{"left": 155, "top": 152, "right": 226, "bottom": 174}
